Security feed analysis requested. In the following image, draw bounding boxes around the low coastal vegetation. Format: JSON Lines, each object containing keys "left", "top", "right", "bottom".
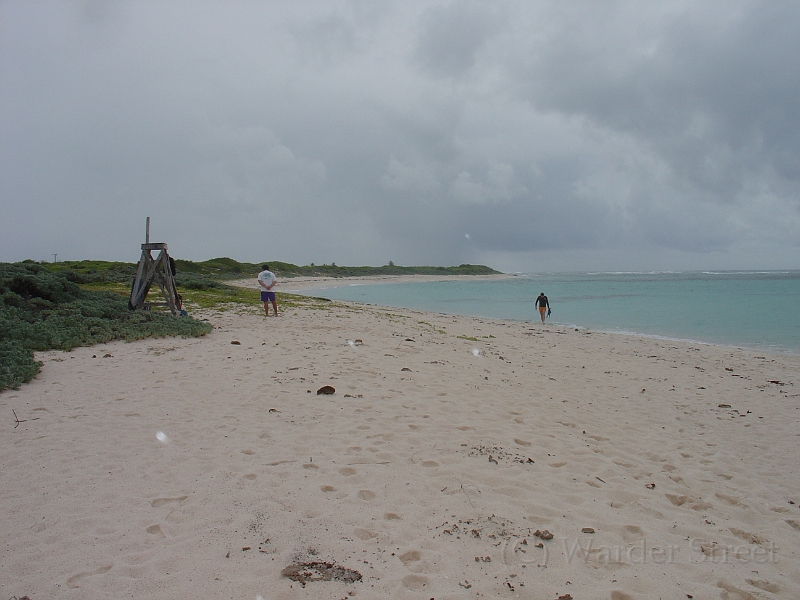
{"left": 0, "top": 262, "right": 212, "bottom": 391}
{"left": 35, "top": 257, "right": 500, "bottom": 282}
{"left": 1, "top": 258, "right": 498, "bottom": 391}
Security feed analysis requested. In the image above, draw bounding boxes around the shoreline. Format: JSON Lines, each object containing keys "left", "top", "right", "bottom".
{"left": 232, "top": 274, "right": 800, "bottom": 358}
{"left": 228, "top": 272, "right": 514, "bottom": 292}
{"left": 2, "top": 299, "right": 798, "bottom": 598}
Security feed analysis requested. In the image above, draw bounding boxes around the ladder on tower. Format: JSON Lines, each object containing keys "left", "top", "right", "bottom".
{"left": 128, "top": 217, "right": 183, "bottom": 316}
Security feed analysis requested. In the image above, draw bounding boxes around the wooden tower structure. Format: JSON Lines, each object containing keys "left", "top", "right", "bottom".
{"left": 128, "top": 217, "right": 182, "bottom": 316}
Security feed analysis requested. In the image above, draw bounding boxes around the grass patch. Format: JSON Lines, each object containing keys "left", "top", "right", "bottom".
{"left": 457, "top": 335, "right": 479, "bottom": 341}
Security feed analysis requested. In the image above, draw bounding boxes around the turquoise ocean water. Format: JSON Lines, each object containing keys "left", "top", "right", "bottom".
{"left": 300, "top": 271, "right": 800, "bottom": 355}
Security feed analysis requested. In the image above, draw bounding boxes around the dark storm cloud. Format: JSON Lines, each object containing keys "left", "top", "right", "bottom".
{"left": 413, "top": 0, "right": 505, "bottom": 77}
{"left": 1, "top": 1, "right": 798, "bottom": 271}
{"left": 512, "top": 1, "right": 800, "bottom": 196}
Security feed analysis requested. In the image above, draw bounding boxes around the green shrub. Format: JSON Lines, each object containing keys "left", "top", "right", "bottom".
{"left": 0, "top": 262, "right": 212, "bottom": 391}
{"left": 174, "top": 273, "right": 234, "bottom": 290}
{"left": 0, "top": 340, "right": 42, "bottom": 390}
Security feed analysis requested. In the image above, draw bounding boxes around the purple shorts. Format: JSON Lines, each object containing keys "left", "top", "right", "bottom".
{"left": 261, "top": 291, "right": 276, "bottom": 302}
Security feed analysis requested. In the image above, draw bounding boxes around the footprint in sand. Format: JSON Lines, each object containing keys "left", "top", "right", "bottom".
{"left": 354, "top": 528, "right": 377, "bottom": 540}
{"left": 718, "top": 580, "right": 772, "bottom": 598}
{"left": 302, "top": 463, "right": 319, "bottom": 470}
{"left": 321, "top": 485, "right": 336, "bottom": 492}
{"left": 609, "top": 491, "right": 641, "bottom": 508}
{"left": 145, "top": 524, "right": 166, "bottom": 540}
{"left": 66, "top": 564, "right": 113, "bottom": 588}
{"left": 514, "top": 438, "right": 532, "bottom": 446}
{"left": 384, "top": 513, "right": 402, "bottom": 520}
{"left": 149, "top": 496, "right": 187, "bottom": 508}
{"left": 548, "top": 461, "right": 567, "bottom": 468}
{"left": 746, "top": 579, "right": 781, "bottom": 593}
{"left": 730, "top": 528, "right": 768, "bottom": 545}
{"left": 398, "top": 550, "right": 421, "bottom": 565}
{"left": 421, "top": 461, "right": 439, "bottom": 468}
{"left": 241, "top": 449, "right": 255, "bottom": 455}
{"left": 715, "top": 492, "right": 743, "bottom": 506}
{"left": 402, "top": 574, "right": 429, "bottom": 590}
{"left": 242, "top": 473, "right": 257, "bottom": 480}
{"left": 357, "top": 490, "right": 377, "bottom": 500}
{"left": 339, "top": 467, "right": 356, "bottom": 476}
{"left": 665, "top": 494, "right": 712, "bottom": 511}
{"left": 610, "top": 592, "right": 634, "bottom": 600}
{"left": 621, "top": 525, "right": 644, "bottom": 543}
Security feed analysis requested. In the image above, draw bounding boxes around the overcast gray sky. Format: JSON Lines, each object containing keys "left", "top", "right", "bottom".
{"left": 2, "top": 0, "right": 799, "bottom": 272}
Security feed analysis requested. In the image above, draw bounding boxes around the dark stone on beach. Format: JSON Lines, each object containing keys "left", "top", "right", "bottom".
{"left": 533, "top": 529, "right": 553, "bottom": 540}
{"left": 317, "top": 385, "right": 336, "bottom": 395}
{"left": 718, "top": 403, "right": 731, "bottom": 408}
{"left": 231, "top": 340, "right": 241, "bottom": 345}
{"left": 401, "top": 367, "right": 411, "bottom": 372}
{"left": 582, "top": 527, "right": 595, "bottom": 534}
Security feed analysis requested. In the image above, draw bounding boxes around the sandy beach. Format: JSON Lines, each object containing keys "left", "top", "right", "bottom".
{"left": 2, "top": 291, "right": 799, "bottom": 599}
{"left": 231, "top": 272, "right": 515, "bottom": 293}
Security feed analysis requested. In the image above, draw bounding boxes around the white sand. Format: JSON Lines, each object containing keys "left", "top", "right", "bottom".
{"left": 2, "top": 295, "right": 799, "bottom": 599}
{"left": 230, "top": 272, "right": 514, "bottom": 293}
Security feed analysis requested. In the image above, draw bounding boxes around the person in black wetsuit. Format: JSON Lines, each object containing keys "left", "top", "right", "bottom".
{"left": 535, "top": 292, "right": 550, "bottom": 323}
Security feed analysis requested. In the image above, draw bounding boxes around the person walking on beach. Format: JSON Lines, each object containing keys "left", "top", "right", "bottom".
{"left": 535, "top": 292, "right": 550, "bottom": 324}
{"left": 258, "top": 265, "right": 279, "bottom": 317}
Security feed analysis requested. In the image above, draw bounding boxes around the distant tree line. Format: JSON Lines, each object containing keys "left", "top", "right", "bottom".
{"left": 27, "top": 257, "right": 501, "bottom": 283}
